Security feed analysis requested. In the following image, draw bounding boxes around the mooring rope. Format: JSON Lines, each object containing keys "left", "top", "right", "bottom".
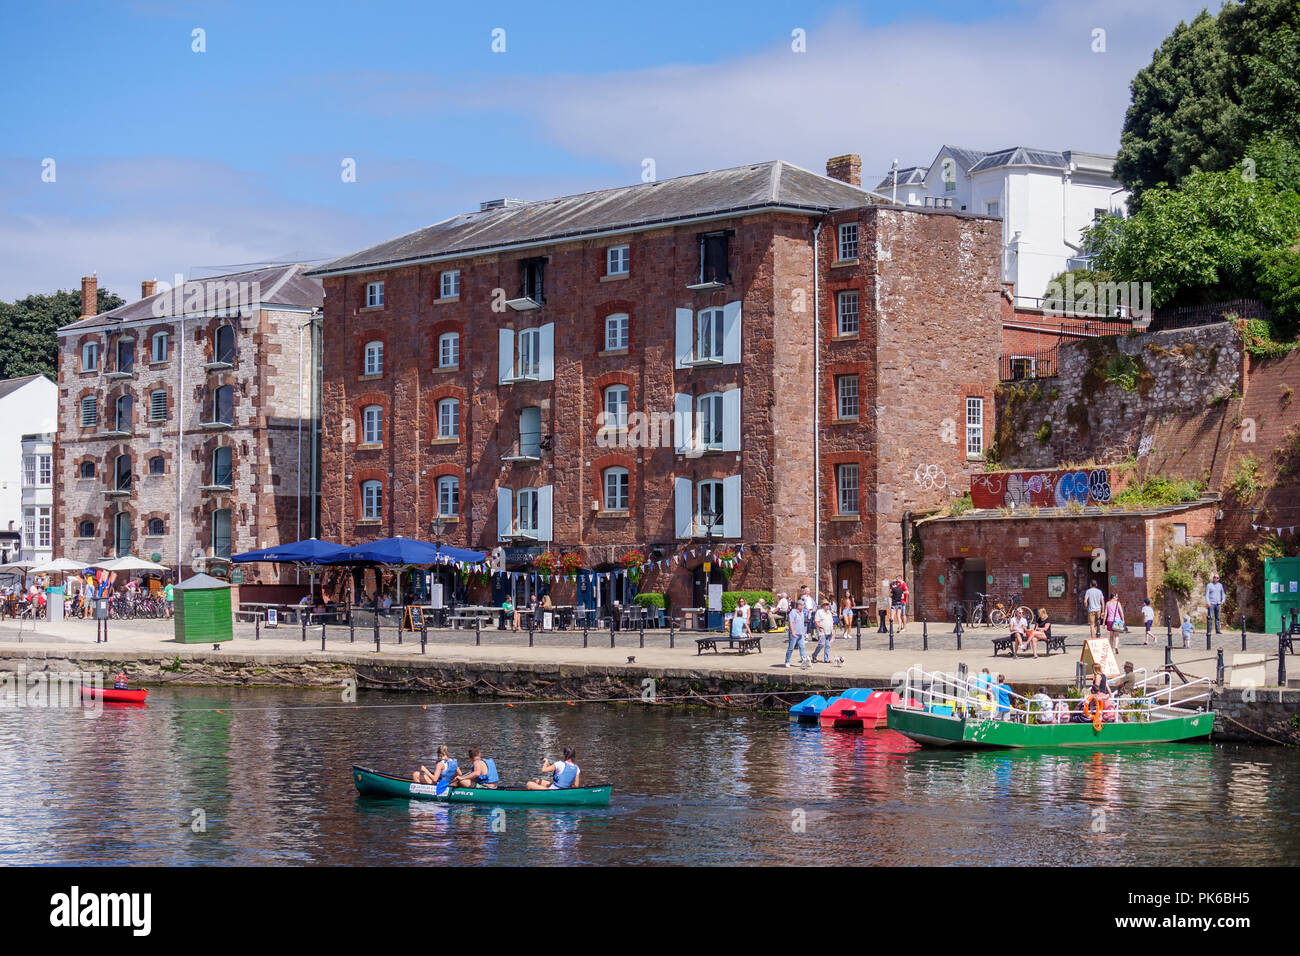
{"left": 1216, "top": 711, "right": 1297, "bottom": 747}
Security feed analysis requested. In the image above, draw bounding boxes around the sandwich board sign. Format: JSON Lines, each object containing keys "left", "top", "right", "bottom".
{"left": 1080, "top": 638, "right": 1121, "bottom": 678}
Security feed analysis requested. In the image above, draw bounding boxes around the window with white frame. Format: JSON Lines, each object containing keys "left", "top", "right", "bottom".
{"left": 81, "top": 396, "right": 97, "bottom": 428}
{"left": 212, "top": 446, "right": 233, "bottom": 487}
{"left": 607, "top": 245, "right": 629, "bottom": 276}
{"left": 150, "top": 389, "right": 167, "bottom": 421}
{"left": 837, "top": 375, "right": 859, "bottom": 420}
{"left": 22, "top": 508, "right": 35, "bottom": 549}
{"left": 437, "top": 398, "right": 459, "bottom": 439}
{"left": 838, "top": 223, "right": 859, "bottom": 260}
{"left": 22, "top": 457, "right": 35, "bottom": 488}
{"left": 438, "top": 332, "right": 459, "bottom": 368}
{"left": 82, "top": 342, "right": 98, "bottom": 371}
{"left": 697, "top": 393, "right": 724, "bottom": 450}
{"left": 114, "top": 454, "right": 132, "bottom": 491}
{"left": 697, "top": 479, "right": 724, "bottom": 529}
{"left": 604, "top": 313, "right": 629, "bottom": 351}
{"left": 966, "top": 397, "right": 984, "bottom": 456}
{"left": 114, "top": 394, "right": 133, "bottom": 433}
{"left": 697, "top": 308, "right": 724, "bottom": 362}
{"left": 362, "top": 480, "right": 382, "bottom": 519}
{"left": 366, "top": 281, "right": 384, "bottom": 308}
{"left": 437, "top": 476, "right": 459, "bottom": 517}
{"left": 603, "top": 385, "right": 629, "bottom": 430}
{"left": 364, "top": 341, "right": 383, "bottom": 376}
{"left": 440, "top": 270, "right": 460, "bottom": 298}
{"left": 837, "top": 463, "right": 860, "bottom": 515}
{"left": 212, "top": 508, "right": 232, "bottom": 558}
{"left": 362, "top": 405, "right": 383, "bottom": 445}
{"left": 517, "top": 488, "right": 538, "bottom": 536}
{"left": 38, "top": 454, "right": 52, "bottom": 486}
{"left": 114, "top": 512, "right": 131, "bottom": 557}
{"left": 518, "top": 328, "right": 540, "bottom": 378}
{"left": 837, "top": 291, "right": 859, "bottom": 335}
{"left": 152, "top": 331, "right": 168, "bottom": 363}
{"left": 604, "top": 467, "right": 629, "bottom": 511}
{"left": 986, "top": 200, "right": 1000, "bottom": 217}
{"left": 27, "top": 507, "right": 51, "bottom": 549}
{"left": 215, "top": 324, "right": 236, "bottom": 364}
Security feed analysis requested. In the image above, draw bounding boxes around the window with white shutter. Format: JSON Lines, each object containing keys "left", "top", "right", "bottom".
{"left": 150, "top": 390, "right": 168, "bottom": 421}
{"left": 81, "top": 396, "right": 97, "bottom": 428}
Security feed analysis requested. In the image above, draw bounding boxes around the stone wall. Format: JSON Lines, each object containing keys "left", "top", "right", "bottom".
{"left": 995, "top": 323, "right": 1243, "bottom": 470}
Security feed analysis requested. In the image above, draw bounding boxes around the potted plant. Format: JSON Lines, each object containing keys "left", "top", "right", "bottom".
{"left": 532, "top": 551, "right": 557, "bottom": 576}
{"left": 559, "top": 551, "right": 583, "bottom": 579}
{"left": 621, "top": 549, "right": 647, "bottom": 581}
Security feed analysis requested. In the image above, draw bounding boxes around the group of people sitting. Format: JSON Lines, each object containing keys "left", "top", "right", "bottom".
{"left": 412, "top": 745, "right": 581, "bottom": 795}
{"left": 1006, "top": 607, "right": 1053, "bottom": 658}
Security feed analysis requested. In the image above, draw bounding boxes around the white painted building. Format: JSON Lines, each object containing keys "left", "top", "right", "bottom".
{"left": 0, "top": 375, "right": 58, "bottom": 563}
{"left": 19, "top": 432, "right": 55, "bottom": 564}
{"left": 876, "top": 145, "right": 1129, "bottom": 305}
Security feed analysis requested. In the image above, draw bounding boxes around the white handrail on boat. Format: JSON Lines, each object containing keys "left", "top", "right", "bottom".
{"left": 897, "top": 665, "right": 1211, "bottom": 725}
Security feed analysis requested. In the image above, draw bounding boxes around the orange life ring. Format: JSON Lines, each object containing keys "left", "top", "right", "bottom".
{"left": 1083, "top": 694, "right": 1105, "bottom": 731}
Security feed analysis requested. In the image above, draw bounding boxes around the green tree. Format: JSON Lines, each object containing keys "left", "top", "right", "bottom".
{"left": 1115, "top": 0, "right": 1300, "bottom": 204}
{"left": 1083, "top": 170, "right": 1300, "bottom": 308}
{"left": 0, "top": 288, "right": 124, "bottom": 381}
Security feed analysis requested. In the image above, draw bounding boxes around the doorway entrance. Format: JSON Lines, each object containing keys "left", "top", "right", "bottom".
{"left": 834, "top": 561, "right": 863, "bottom": 604}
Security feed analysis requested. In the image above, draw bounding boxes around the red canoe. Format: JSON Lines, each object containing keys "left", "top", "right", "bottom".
{"left": 81, "top": 685, "right": 148, "bottom": 704}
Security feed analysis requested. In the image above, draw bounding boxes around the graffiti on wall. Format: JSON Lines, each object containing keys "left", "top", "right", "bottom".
{"left": 970, "top": 468, "right": 1112, "bottom": 509}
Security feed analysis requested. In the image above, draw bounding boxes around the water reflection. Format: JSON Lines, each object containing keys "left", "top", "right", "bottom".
{"left": 0, "top": 689, "right": 1296, "bottom": 865}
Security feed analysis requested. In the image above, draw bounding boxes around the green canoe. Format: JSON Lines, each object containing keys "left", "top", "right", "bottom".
{"left": 352, "top": 765, "right": 613, "bottom": 807}
{"left": 885, "top": 706, "right": 1214, "bottom": 749}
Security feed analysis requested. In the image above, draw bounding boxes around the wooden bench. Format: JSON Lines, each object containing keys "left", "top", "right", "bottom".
{"left": 992, "top": 632, "right": 1066, "bottom": 656}
{"left": 696, "top": 635, "right": 763, "bottom": 656}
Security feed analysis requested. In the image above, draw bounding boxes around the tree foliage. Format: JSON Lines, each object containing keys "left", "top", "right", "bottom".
{"left": 1115, "top": 0, "right": 1300, "bottom": 204}
{"left": 1082, "top": 171, "right": 1300, "bottom": 309}
{"left": 0, "top": 288, "right": 124, "bottom": 381}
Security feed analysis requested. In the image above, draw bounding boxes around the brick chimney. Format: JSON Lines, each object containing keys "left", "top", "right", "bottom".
{"left": 141, "top": 279, "right": 157, "bottom": 299}
{"left": 826, "top": 154, "right": 862, "bottom": 188}
{"left": 80, "top": 274, "right": 97, "bottom": 318}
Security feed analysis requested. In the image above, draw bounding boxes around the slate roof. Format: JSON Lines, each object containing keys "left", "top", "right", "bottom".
{"left": 0, "top": 374, "right": 51, "bottom": 401}
{"left": 59, "top": 264, "right": 323, "bottom": 332}
{"left": 307, "top": 161, "right": 887, "bottom": 276}
{"left": 873, "top": 166, "right": 928, "bottom": 191}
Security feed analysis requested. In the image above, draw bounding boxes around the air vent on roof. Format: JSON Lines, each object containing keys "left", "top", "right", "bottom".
{"left": 479, "top": 198, "right": 528, "bottom": 212}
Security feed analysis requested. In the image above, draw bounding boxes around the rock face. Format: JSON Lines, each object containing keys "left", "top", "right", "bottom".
{"left": 996, "top": 323, "right": 1243, "bottom": 470}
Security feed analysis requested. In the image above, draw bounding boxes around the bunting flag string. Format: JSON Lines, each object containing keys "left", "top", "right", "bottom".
{"left": 1251, "top": 523, "right": 1296, "bottom": 537}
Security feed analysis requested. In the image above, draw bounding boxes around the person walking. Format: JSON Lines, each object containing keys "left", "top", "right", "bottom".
{"left": 1084, "top": 582, "right": 1105, "bottom": 640}
{"left": 889, "top": 578, "right": 904, "bottom": 632}
{"left": 1104, "top": 592, "right": 1125, "bottom": 652}
{"left": 1205, "top": 573, "right": 1225, "bottom": 635}
{"left": 784, "top": 597, "right": 809, "bottom": 668}
{"left": 810, "top": 599, "right": 836, "bottom": 664}
{"left": 1141, "top": 597, "right": 1154, "bottom": 645}
{"left": 838, "top": 594, "right": 854, "bottom": 641}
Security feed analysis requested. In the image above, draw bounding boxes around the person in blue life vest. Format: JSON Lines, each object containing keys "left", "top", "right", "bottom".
{"left": 452, "top": 746, "right": 499, "bottom": 789}
{"left": 412, "top": 745, "right": 458, "bottom": 795}
{"left": 526, "top": 746, "right": 581, "bottom": 790}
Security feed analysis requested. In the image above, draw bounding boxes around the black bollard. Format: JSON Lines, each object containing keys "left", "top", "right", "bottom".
{"left": 923, "top": 618, "right": 928, "bottom": 651}
{"left": 528, "top": 624, "right": 534, "bottom": 648}
{"left": 889, "top": 618, "right": 894, "bottom": 651}
{"left": 955, "top": 618, "right": 962, "bottom": 651}
{"left": 255, "top": 616, "right": 260, "bottom": 640}
{"left": 583, "top": 624, "right": 589, "bottom": 649}
{"left": 373, "top": 616, "right": 380, "bottom": 652}
{"left": 301, "top": 614, "right": 307, "bottom": 642}
{"left": 321, "top": 621, "right": 326, "bottom": 651}
{"left": 1216, "top": 648, "right": 1224, "bottom": 685}
{"left": 668, "top": 617, "right": 674, "bottom": 649}
{"left": 420, "top": 621, "right": 427, "bottom": 655}
{"left": 610, "top": 617, "right": 616, "bottom": 649}
{"left": 475, "top": 617, "right": 481, "bottom": 647}
{"left": 1164, "top": 644, "right": 1172, "bottom": 673}
{"left": 1166, "top": 621, "right": 1173, "bottom": 648}
{"left": 639, "top": 625, "right": 644, "bottom": 649}
{"left": 1280, "top": 634, "right": 1288, "bottom": 687}
{"left": 855, "top": 612, "right": 862, "bottom": 644}
{"left": 1206, "top": 614, "right": 1211, "bottom": 651}
{"left": 349, "top": 617, "right": 355, "bottom": 643}
{"left": 1241, "top": 614, "right": 1247, "bottom": 652}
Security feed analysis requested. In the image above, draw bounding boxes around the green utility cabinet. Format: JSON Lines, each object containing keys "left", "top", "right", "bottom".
{"left": 173, "top": 573, "right": 233, "bottom": 644}
{"left": 1263, "top": 556, "right": 1300, "bottom": 634}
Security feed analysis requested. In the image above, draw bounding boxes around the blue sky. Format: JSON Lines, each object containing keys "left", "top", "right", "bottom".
{"left": 0, "top": 0, "right": 1211, "bottom": 300}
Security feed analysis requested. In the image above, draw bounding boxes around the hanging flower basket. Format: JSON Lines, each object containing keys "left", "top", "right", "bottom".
{"left": 559, "top": 552, "right": 584, "bottom": 578}
{"left": 621, "top": 549, "right": 647, "bottom": 580}
{"left": 532, "top": 551, "right": 558, "bottom": 576}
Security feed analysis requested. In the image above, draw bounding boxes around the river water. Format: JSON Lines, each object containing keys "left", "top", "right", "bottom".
{"left": 2, "top": 686, "right": 1297, "bottom": 866}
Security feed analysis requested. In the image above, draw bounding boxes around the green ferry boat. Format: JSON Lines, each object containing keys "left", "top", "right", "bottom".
{"left": 886, "top": 665, "right": 1215, "bottom": 749}
{"left": 352, "top": 765, "right": 613, "bottom": 806}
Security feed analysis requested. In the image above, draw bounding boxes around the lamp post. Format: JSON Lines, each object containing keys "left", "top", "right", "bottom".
{"left": 430, "top": 515, "right": 446, "bottom": 610}
{"left": 702, "top": 507, "right": 718, "bottom": 627}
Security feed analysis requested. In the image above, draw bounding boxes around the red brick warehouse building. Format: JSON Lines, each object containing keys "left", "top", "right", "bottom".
{"left": 307, "top": 156, "right": 1004, "bottom": 610}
